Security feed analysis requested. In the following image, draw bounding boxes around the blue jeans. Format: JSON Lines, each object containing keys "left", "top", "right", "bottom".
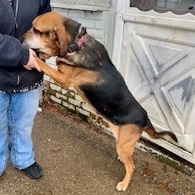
{"left": 0, "top": 87, "right": 41, "bottom": 175}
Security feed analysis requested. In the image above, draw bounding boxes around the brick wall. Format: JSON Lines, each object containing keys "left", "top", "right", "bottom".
{"left": 44, "top": 2, "right": 115, "bottom": 133}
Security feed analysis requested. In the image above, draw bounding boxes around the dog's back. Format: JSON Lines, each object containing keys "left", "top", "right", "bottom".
{"left": 65, "top": 32, "right": 178, "bottom": 142}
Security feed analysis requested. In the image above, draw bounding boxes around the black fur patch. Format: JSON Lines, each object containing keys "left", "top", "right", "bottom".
{"left": 80, "top": 60, "right": 149, "bottom": 127}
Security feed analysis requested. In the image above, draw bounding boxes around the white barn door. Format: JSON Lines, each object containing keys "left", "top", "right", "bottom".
{"left": 112, "top": 0, "right": 195, "bottom": 164}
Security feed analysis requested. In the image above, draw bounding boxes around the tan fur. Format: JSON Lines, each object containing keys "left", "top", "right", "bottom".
{"left": 116, "top": 124, "right": 141, "bottom": 191}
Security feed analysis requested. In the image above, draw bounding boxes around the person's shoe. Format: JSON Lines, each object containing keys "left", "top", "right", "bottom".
{"left": 21, "top": 162, "right": 43, "bottom": 179}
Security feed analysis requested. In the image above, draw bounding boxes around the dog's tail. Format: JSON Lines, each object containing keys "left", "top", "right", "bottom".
{"left": 143, "top": 119, "right": 178, "bottom": 142}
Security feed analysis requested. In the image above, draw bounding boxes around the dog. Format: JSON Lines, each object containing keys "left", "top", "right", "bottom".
{"left": 22, "top": 11, "right": 177, "bottom": 191}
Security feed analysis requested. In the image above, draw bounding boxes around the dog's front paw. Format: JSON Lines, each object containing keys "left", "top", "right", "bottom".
{"left": 116, "top": 181, "right": 128, "bottom": 191}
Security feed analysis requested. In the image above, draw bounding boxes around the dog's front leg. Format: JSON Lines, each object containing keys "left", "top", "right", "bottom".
{"left": 35, "top": 57, "right": 70, "bottom": 87}
{"left": 57, "top": 57, "right": 75, "bottom": 66}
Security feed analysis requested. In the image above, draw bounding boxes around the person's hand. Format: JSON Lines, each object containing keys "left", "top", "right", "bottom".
{"left": 23, "top": 49, "right": 41, "bottom": 72}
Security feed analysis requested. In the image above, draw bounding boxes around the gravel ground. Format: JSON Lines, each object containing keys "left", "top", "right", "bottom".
{"left": 0, "top": 102, "right": 194, "bottom": 195}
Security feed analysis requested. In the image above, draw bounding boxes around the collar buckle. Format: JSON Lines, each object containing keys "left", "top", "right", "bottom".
{"left": 68, "top": 27, "right": 88, "bottom": 53}
{"left": 68, "top": 43, "right": 80, "bottom": 53}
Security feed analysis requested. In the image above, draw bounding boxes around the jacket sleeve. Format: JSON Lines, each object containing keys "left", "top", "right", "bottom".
{"left": 0, "top": 33, "right": 29, "bottom": 67}
{"left": 38, "top": 0, "right": 51, "bottom": 15}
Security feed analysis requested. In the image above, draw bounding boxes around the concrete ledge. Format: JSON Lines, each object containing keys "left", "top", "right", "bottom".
{"left": 51, "top": 2, "right": 109, "bottom": 11}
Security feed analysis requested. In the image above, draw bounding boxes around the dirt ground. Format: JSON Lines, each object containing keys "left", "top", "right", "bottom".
{"left": 0, "top": 102, "right": 194, "bottom": 195}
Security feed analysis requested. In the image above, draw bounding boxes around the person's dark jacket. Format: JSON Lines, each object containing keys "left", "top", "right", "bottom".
{"left": 0, "top": 0, "right": 51, "bottom": 93}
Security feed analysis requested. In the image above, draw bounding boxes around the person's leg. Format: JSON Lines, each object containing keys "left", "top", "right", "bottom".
{"left": 0, "top": 93, "right": 10, "bottom": 175}
{"left": 9, "top": 87, "right": 41, "bottom": 171}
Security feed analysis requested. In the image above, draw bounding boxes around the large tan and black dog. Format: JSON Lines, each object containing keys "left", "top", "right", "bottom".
{"left": 23, "top": 12, "right": 177, "bottom": 191}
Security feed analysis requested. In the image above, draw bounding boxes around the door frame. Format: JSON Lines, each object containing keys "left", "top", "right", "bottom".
{"left": 112, "top": 0, "right": 195, "bottom": 164}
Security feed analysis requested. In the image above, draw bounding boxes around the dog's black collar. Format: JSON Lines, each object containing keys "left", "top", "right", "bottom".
{"left": 68, "top": 27, "right": 88, "bottom": 53}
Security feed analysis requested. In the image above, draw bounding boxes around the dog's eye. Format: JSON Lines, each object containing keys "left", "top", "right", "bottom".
{"left": 33, "top": 28, "right": 42, "bottom": 35}
{"left": 45, "top": 31, "right": 50, "bottom": 37}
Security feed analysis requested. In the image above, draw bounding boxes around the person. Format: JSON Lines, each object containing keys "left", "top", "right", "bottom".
{"left": 0, "top": 0, "right": 51, "bottom": 179}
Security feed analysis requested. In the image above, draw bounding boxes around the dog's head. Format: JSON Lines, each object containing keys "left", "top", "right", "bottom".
{"left": 22, "top": 12, "right": 81, "bottom": 59}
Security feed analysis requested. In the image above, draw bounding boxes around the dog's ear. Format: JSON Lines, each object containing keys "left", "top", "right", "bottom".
{"left": 65, "top": 19, "right": 81, "bottom": 43}
{"left": 55, "top": 26, "right": 69, "bottom": 57}
{"left": 55, "top": 17, "right": 81, "bottom": 57}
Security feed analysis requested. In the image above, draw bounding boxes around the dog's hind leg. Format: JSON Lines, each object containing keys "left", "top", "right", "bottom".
{"left": 115, "top": 124, "right": 141, "bottom": 191}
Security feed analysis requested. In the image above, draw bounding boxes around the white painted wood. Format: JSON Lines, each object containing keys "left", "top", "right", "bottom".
{"left": 51, "top": 0, "right": 110, "bottom": 8}
{"left": 114, "top": 1, "right": 195, "bottom": 164}
{"left": 112, "top": 0, "right": 127, "bottom": 68}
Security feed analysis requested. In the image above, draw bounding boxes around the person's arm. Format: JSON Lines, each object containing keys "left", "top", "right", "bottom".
{"left": 38, "top": 0, "right": 51, "bottom": 15}
{"left": 0, "top": 33, "right": 29, "bottom": 67}
{"left": 0, "top": 34, "right": 41, "bottom": 71}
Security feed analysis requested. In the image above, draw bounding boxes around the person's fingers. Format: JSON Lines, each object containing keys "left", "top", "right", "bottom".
{"left": 29, "top": 48, "right": 37, "bottom": 56}
{"left": 29, "top": 49, "right": 41, "bottom": 71}
{"left": 23, "top": 61, "right": 41, "bottom": 72}
{"left": 33, "top": 60, "right": 41, "bottom": 72}
{"left": 23, "top": 64, "right": 32, "bottom": 70}
{"left": 23, "top": 49, "right": 41, "bottom": 72}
